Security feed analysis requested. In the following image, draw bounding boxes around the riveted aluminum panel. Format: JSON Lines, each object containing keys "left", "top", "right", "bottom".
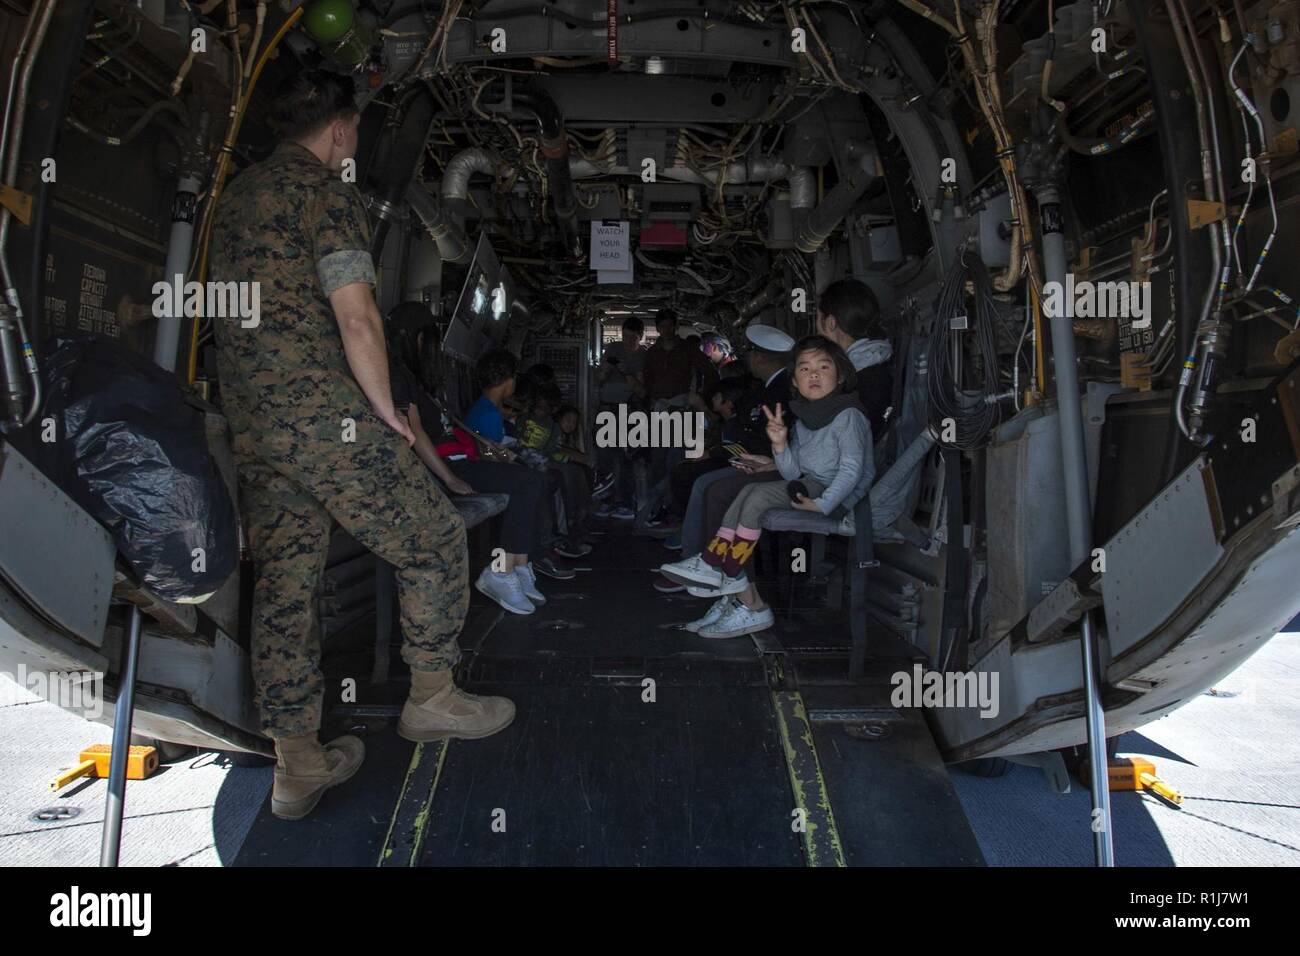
{"left": 0, "top": 445, "right": 114, "bottom": 647}
{"left": 1102, "top": 459, "right": 1223, "bottom": 659}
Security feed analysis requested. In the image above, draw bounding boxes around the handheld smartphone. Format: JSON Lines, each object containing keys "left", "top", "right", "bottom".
{"left": 788, "top": 480, "right": 808, "bottom": 504}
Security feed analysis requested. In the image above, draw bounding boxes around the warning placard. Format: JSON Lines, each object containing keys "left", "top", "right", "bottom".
{"left": 590, "top": 220, "right": 629, "bottom": 271}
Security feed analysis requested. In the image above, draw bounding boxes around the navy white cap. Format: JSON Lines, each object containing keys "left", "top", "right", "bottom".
{"left": 745, "top": 324, "right": 795, "bottom": 353}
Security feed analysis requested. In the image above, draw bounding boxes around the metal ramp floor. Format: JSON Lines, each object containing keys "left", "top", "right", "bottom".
{"left": 234, "top": 527, "right": 983, "bottom": 866}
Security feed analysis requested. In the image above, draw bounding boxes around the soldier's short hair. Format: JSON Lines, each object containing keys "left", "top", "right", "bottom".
{"left": 476, "top": 347, "right": 517, "bottom": 389}
{"left": 269, "top": 69, "right": 359, "bottom": 141}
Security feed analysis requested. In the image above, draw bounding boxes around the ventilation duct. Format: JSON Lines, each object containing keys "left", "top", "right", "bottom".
{"left": 407, "top": 185, "right": 472, "bottom": 265}
{"left": 796, "top": 150, "right": 882, "bottom": 254}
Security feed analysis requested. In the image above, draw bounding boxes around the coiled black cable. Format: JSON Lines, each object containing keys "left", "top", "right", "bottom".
{"left": 927, "top": 246, "right": 1003, "bottom": 450}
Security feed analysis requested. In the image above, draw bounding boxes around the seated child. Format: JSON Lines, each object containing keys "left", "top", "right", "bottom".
{"left": 517, "top": 383, "right": 595, "bottom": 559}
{"left": 553, "top": 404, "right": 589, "bottom": 466}
{"left": 387, "top": 328, "right": 561, "bottom": 616}
{"left": 463, "top": 347, "right": 516, "bottom": 446}
{"left": 665, "top": 377, "right": 751, "bottom": 519}
{"left": 658, "top": 335, "right": 872, "bottom": 638}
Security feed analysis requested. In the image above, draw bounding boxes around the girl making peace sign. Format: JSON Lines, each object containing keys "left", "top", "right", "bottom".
{"left": 659, "top": 336, "right": 874, "bottom": 638}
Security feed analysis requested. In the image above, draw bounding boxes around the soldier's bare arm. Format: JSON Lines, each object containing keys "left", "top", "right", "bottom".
{"left": 329, "top": 281, "right": 415, "bottom": 446}
{"left": 309, "top": 175, "right": 414, "bottom": 444}
{"left": 406, "top": 403, "right": 473, "bottom": 495}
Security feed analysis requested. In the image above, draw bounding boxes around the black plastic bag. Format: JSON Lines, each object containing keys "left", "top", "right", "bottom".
{"left": 38, "top": 334, "right": 236, "bottom": 602}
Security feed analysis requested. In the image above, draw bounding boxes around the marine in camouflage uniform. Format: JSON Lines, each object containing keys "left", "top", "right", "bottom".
{"left": 209, "top": 139, "right": 467, "bottom": 739}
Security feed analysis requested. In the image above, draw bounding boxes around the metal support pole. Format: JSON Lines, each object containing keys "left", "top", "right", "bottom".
{"left": 153, "top": 170, "right": 202, "bottom": 372}
{"left": 100, "top": 604, "right": 144, "bottom": 867}
{"left": 1038, "top": 189, "right": 1092, "bottom": 557}
{"left": 1036, "top": 185, "right": 1115, "bottom": 867}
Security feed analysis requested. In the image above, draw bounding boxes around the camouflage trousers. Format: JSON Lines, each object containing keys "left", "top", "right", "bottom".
{"left": 235, "top": 418, "right": 467, "bottom": 738}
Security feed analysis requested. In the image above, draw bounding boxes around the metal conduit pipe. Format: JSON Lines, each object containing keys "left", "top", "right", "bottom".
{"left": 406, "top": 184, "right": 472, "bottom": 265}
{"left": 1131, "top": 1, "right": 1215, "bottom": 479}
{"left": 1176, "top": 0, "right": 1231, "bottom": 275}
{"left": 1164, "top": 0, "right": 1225, "bottom": 445}
{"left": 659, "top": 162, "right": 745, "bottom": 186}
{"left": 658, "top": 158, "right": 815, "bottom": 202}
{"left": 796, "top": 151, "right": 881, "bottom": 254}
{"left": 1173, "top": 0, "right": 1233, "bottom": 441}
{"left": 786, "top": 165, "right": 815, "bottom": 211}
{"left": 0, "top": 0, "right": 58, "bottom": 427}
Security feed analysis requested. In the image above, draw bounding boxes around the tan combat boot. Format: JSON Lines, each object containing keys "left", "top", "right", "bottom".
{"left": 398, "top": 668, "right": 515, "bottom": 742}
{"left": 271, "top": 733, "right": 366, "bottom": 820}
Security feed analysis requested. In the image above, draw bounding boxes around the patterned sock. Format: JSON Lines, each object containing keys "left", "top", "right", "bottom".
{"left": 723, "top": 527, "right": 761, "bottom": 577}
{"left": 701, "top": 528, "right": 735, "bottom": 568}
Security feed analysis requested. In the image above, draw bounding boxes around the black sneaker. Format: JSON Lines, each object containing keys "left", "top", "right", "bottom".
{"left": 554, "top": 540, "right": 593, "bottom": 559}
{"left": 591, "top": 472, "right": 617, "bottom": 498}
{"left": 534, "top": 552, "right": 576, "bottom": 580}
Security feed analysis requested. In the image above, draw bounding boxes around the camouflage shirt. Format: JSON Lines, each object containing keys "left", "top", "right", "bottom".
{"left": 210, "top": 140, "right": 376, "bottom": 452}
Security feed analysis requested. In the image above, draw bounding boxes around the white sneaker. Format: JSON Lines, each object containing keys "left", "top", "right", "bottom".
{"left": 684, "top": 597, "right": 734, "bottom": 634}
{"left": 476, "top": 568, "right": 535, "bottom": 615}
{"left": 659, "top": 554, "right": 722, "bottom": 588}
{"left": 698, "top": 602, "right": 774, "bottom": 639}
{"left": 685, "top": 572, "right": 749, "bottom": 598}
{"left": 515, "top": 563, "right": 546, "bottom": 605}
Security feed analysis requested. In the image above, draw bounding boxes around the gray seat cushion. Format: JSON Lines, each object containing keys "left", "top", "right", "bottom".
{"left": 760, "top": 508, "right": 847, "bottom": 536}
{"left": 758, "top": 432, "right": 937, "bottom": 543}
{"left": 450, "top": 493, "right": 508, "bottom": 530}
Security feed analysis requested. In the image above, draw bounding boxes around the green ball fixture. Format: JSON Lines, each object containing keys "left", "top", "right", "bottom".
{"left": 302, "top": 0, "right": 354, "bottom": 43}
{"left": 302, "top": 0, "right": 373, "bottom": 68}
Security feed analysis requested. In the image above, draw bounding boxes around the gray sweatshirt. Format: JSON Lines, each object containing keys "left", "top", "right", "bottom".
{"left": 775, "top": 407, "right": 873, "bottom": 515}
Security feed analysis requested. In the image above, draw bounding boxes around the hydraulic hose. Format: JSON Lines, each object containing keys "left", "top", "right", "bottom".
{"left": 513, "top": 88, "right": 581, "bottom": 259}
{"left": 368, "top": 86, "right": 436, "bottom": 259}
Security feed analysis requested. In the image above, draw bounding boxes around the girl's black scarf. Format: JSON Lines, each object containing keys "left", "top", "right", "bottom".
{"left": 788, "top": 391, "right": 863, "bottom": 430}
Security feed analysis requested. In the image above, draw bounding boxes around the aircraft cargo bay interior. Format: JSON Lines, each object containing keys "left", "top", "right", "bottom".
{"left": 0, "top": 0, "right": 1298, "bottom": 881}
